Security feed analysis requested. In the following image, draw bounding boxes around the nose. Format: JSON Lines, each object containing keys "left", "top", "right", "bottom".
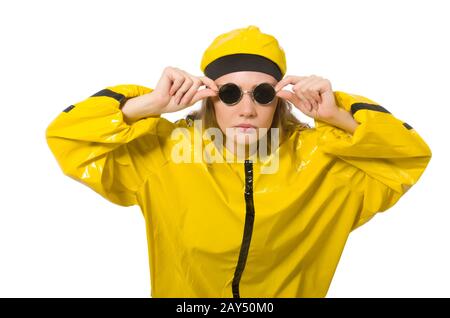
{"left": 237, "top": 92, "right": 257, "bottom": 118}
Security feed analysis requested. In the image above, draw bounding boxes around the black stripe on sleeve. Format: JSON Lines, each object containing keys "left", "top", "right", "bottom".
{"left": 62, "top": 105, "right": 75, "bottom": 113}
{"left": 350, "top": 103, "right": 391, "bottom": 116}
{"left": 403, "top": 122, "right": 413, "bottom": 130}
{"left": 90, "top": 89, "right": 126, "bottom": 103}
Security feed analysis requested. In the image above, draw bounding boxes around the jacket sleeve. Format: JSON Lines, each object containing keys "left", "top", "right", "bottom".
{"left": 314, "top": 91, "right": 432, "bottom": 230}
{"left": 45, "top": 84, "right": 170, "bottom": 207}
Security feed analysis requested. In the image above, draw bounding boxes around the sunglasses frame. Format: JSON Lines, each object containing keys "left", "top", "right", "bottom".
{"left": 217, "top": 82, "right": 278, "bottom": 106}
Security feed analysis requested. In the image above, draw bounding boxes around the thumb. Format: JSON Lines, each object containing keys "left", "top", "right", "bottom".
{"left": 276, "top": 90, "right": 301, "bottom": 105}
{"left": 191, "top": 88, "right": 217, "bottom": 105}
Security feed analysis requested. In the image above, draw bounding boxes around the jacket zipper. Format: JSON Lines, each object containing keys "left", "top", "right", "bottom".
{"left": 232, "top": 159, "right": 255, "bottom": 298}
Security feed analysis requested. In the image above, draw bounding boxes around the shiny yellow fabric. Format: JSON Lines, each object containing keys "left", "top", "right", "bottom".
{"left": 46, "top": 84, "right": 432, "bottom": 297}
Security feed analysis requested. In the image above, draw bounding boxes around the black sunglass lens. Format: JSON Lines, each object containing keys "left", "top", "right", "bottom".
{"left": 219, "top": 83, "right": 241, "bottom": 105}
{"left": 254, "top": 83, "right": 276, "bottom": 104}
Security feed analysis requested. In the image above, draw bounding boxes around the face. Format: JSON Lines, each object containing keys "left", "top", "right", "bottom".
{"left": 211, "top": 71, "right": 279, "bottom": 147}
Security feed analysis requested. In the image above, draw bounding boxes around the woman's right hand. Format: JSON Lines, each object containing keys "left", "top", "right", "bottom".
{"left": 152, "top": 66, "right": 219, "bottom": 114}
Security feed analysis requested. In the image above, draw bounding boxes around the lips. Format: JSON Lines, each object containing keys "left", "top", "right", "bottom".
{"left": 234, "top": 124, "right": 257, "bottom": 134}
{"left": 235, "top": 124, "right": 257, "bottom": 129}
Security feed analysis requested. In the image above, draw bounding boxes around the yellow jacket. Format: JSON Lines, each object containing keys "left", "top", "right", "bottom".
{"left": 45, "top": 84, "right": 432, "bottom": 298}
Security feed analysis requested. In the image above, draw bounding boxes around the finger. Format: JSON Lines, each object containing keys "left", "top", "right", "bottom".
{"left": 199, "top": 76, "right": 219, "bottom": 92}
{"left": 290, "top": 75, "right": 321, "bottom": 97}
{"left": 176, "top": 70, "right": 203, "bottom": 104}
{"left": 281, "top": 91, "right": 311, "bottom": 115}
{"left": 276, "top": 90, "right": 302, "bottom": 106}
{"left": 297, "top": 76, "right": 323, "bottom": 115}
{"left": 179, "top": 78, "right": 203, "bottom": 105}
{"left": 293, "top": 78, "right": 318, "bottom": 110}
{"left": 302, "top": 77, "right": 323, "bottom": 105}
{"left": 297, "top": 93, "right": 314, "bottom": 112}
{"left": 303, "top": 89, "right": 319, "bottom": 111}
{"left": 275, "top": 75, "right": 309, "bottom": 92}
{"left": 278, "top": 89, "right": 316, "bottom": 116}
{"left": 277, "top": 74, "right": 319, "bottom": 112}
{"left": 169, "top": 73, "right": 186, "bottom": 96}
{"left": 191, "top": 88, "right": 218, "bottom": 105}
{"left": 292, "top": 86, "right": 314, "bottom": 111}
{"left": 297, "top": 100, "right": 313, "bottom": 115}
{"left": 157, "top": 67, "right": 176, "bottom": 95}
{"left": 174, "top": 77, "right": 194, "bottom": 104}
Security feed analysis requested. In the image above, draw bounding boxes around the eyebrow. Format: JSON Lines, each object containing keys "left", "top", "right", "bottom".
{"left": 216, "top": 82, "right": 276, "bottom": 88}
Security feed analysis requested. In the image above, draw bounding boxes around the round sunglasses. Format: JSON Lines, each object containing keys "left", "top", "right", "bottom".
{"left": 217, "top": 82, "right": 277, "bottom": 106}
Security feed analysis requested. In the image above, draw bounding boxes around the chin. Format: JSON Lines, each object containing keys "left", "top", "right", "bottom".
{"left": 233, "top": 134, "right": 258, "bottom": 146}
{"left": 223, "top": 127, "right": 261, "bottom": 146}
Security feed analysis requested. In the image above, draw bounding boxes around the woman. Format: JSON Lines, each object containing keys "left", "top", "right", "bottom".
{"left": 45, "top": 25, "right": 432, "bottom": 298}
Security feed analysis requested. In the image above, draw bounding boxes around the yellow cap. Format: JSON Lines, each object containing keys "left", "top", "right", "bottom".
{"left": 200, "top": 25, "right": 287, "bottom": 81}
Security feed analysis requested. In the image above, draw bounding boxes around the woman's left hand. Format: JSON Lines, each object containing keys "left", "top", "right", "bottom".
{"left": 274, "top": 75, "right": 339, "bottom": 122}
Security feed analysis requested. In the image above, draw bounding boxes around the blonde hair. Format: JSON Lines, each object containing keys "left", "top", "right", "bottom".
{"left": 186, "top": 97, "right": 311, "bottom": 152}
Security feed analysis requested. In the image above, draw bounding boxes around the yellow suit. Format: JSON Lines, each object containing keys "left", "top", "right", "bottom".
{"left": 46, "top": 84, "right": 432, "bottom": 297}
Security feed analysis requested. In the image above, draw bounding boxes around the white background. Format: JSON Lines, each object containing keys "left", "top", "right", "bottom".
{"left": 0, "top": 0, "right": 448, "bottom": 297}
